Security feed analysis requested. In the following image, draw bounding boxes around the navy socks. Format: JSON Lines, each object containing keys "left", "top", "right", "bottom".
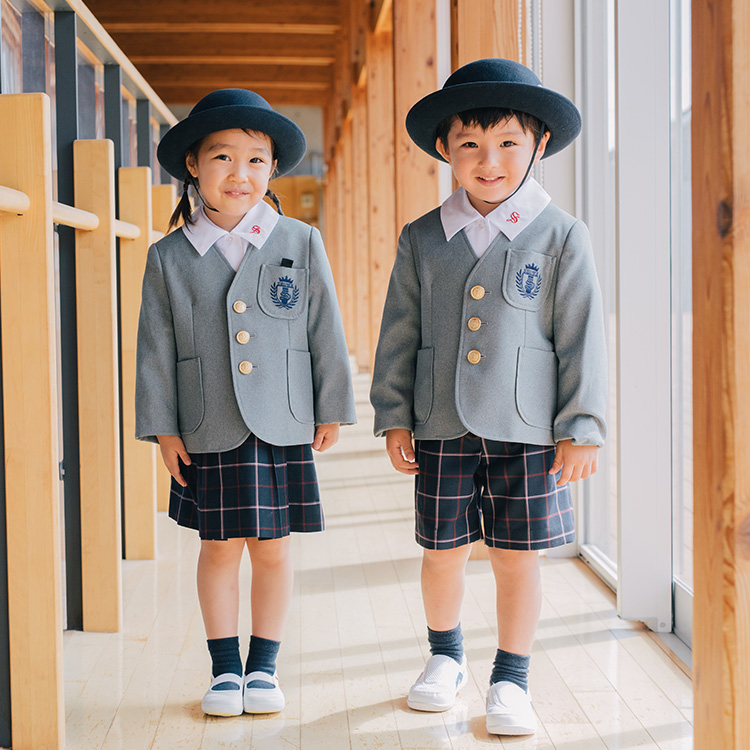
{"left": 207, "top": 636, "right": 242, "bottom": 691}
{"left": 245, "top": 635, "right": 281, "bottom": 689}
{"left": 427, "top": 624, "right": 464, "bottom": 664}
{"left": 490, "top": 648, "right": 530, "bottom": 692}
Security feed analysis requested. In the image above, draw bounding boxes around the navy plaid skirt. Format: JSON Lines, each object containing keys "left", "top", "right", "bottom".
{"left": 414, "top": 434, "right": 575, "bottom": 551}
{"left": 169, "top": 434, "right": 323, "bottom": 540}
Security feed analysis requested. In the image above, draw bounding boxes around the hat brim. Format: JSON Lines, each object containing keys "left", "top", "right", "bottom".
{"left": 406, "top": 81, "right": 581, "bottom": 161}
{"left": 157, "top": 105, "right": 307, "bottom": 180}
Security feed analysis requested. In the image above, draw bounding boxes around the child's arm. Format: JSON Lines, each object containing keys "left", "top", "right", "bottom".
{"left": 549, "top": 439, "right": 598, "bottom": 487}
{"left": 157, "top": 434, "right": 191, "bottom": 487}
{"left": 312, "top": 423, "right": 340, "bottom": 452}
{"left": 385, "top": 429, "right": 419, "bottom": 475}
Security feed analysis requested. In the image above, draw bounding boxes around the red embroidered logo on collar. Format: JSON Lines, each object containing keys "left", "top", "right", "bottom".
{"left": 251, "top": 225, "right": 261, "bottom": 234}
{"left": 507, "top": 212, "right": 520, "bottom": 224}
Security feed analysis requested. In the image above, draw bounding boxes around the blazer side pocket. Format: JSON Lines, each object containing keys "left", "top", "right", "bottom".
{"left": 287, "top": 349, "right": 315, "bottom": 424}
{"left": 258, "top": 264, "right": 309, "bottom": 320}
{"left": 176, "top": 357, "right": 204, "bottom": 435}
{"left": 502, "top": 249, "right": 556, "bottom": 311}
{"left": 413, "top": 347, "right": 434, "bottom": 425}
{"left": 515, "top": 347, "right": 558, "bottom": 429}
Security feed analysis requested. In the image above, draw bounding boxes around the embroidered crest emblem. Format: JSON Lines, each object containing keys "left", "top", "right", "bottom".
{"left": 270, "top": 275, "right": 300, "bottom": 309}
{"left": 507, "top": 211, "right": 520, "bottom": 224}
{"left": 515, "top": 263, "right": 542, "bottom": 300}
{"left": 251, "top": 225, "right": 261, "bottom": 234}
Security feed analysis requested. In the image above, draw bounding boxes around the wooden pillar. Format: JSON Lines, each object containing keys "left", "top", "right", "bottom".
{"left": 118, "top": 167, "right": 157, "bottom": 560}
{"left": 340, "top": 117, "right": 357, "bottom": 354}
{"left": 352, "top": 83, "right": 371, "bottom": 371}
{"left": 366, "top": 24, "right": 397, "bottom": 370}
{"left": 692, "top": 0, "right": 750, "bottom": 746}
{"left": 393, "top": 0, "right": 440, "bottom": 229}
{"left": 451, "top": 0, "right": 518, "bottom": 68}
{"left": 0, "top": 93, "right": 64, "bottom": 750}
{"left": 151, "top": 183, "right": 176, "bottom": 513}
{"left": 73, "top": 139, "right": 122, "bottom": 632}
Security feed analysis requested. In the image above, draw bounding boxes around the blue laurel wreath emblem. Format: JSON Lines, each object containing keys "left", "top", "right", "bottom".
{"left": 270, "top": 275, "right": 300, "bottom": 310}
{"left": 515, "top": 263, "right": 543, "bottom": 300}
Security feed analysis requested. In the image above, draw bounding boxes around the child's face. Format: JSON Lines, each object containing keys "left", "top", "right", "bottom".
{"left": 186, "top": 128, "right": 277, "bottom": 231}
{"left": 436, "top": 116, "right": 550, "bottom": 216}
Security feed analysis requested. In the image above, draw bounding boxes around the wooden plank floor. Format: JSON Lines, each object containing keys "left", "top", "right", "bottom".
{"left": 63, "top": 372, "right": 694, "bottom": 749}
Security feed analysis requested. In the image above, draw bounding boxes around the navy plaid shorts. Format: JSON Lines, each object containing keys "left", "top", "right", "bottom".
{"left": 169, "top": 434, "right": 323, "bottom": 541}
{"left": 414, "top": 434, "right": 575, "bottom": 550}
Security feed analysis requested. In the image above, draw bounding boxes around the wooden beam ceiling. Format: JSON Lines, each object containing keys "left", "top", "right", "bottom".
{"left": 84, "top": 0, "right": 342, "bottom": 107}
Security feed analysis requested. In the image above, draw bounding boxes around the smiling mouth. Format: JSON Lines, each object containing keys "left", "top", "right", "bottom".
{"left": 225, "top": 190, "right": 250, "bottom": 197}
{"left": 477, "top": 176, "right": 503, "bottom": 184}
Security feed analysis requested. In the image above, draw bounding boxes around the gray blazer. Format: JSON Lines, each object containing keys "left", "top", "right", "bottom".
{"left": 370, "top": 204, "right": 607, "bottom": 447}
{"left": 136, "top": 217, "right": 356, "bottom": 453}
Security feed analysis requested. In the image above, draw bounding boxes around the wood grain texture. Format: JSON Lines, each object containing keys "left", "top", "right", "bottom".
{"left": 451, "top": 0, "right": 518, "bottom": 69}
{"left": 366, "top": 28, "right": 397, "bottom": 372}
{"left": 692, "top": 0, "right": 750, "bottom": 746}
{"left": 74, "top": 139, "right": 123, "bottom": 633}
{"left": 393, "top": 0, "right": 440, "bottom": 229}
{"left": 0, "top": 93, "right": 64, "bottom": 750}
{"left": 118, "top": 167, "right": 157, "bottom": 560}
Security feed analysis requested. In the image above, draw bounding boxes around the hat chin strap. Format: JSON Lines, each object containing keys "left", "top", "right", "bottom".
{"left": 482, "top": 127, "right": 546, "bottom": 207}
{"left": 192, "top": 180, "right": 220, "bottom": 213}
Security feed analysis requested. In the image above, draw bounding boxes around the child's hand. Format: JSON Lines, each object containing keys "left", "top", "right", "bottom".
{"left": 385, "top": 429, "right": 419, "bottom": 475}
{"left": 157, "top": 434, "right": 191, "bottom": 487}
{"left": 313, "top": 423, "right": 340, "bottom": 452}
{"left": 549, "top": 439, "right": 598, "bottom": 487}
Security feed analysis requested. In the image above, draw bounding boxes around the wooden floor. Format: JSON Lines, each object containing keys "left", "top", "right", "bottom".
{"left": 63, "top": 372, "right": 694, "bottom": 749}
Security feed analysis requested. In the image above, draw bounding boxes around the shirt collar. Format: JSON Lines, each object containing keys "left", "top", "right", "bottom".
{"left": 182, "top": 199, "right": 280, "bottom": 256}
{"left": 440, "top": 178, "right": 551, "bottom": 243}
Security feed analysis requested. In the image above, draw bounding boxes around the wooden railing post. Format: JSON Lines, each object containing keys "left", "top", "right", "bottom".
{"left": 0, "top": 93, "right": 64, "bottom": 750}
{"left": 119, "top": 167, "right": 157, "bottom": 560}
{"left": 151, "top": 183, "right": 176, "bottom": 513}
{"left": 73, "top": 138, "right": 122, "bottom": 632}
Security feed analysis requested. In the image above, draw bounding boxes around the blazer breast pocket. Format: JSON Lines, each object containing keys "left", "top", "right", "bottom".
{"left": 501, "top": 249, "right": 556, "bottom": 312}
{"left": 257, "top": 264, "right": 309, "bottom": 320}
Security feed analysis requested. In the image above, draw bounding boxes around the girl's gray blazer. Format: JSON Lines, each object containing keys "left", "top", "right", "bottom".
{"left": 370, "top": 203, "right": 607, "bottom": 447}
{"left": 136, "top": 218, "right": 356, "bottom": 453}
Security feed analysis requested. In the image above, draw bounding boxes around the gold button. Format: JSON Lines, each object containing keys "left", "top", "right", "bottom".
{"left": 236, "top": 330, "right": 250, "bottom": 345}
{"left": 467, "top": 350, "right": 482, "bottom": 364}
{"left": 468, "top": 316, "right": 482, "bottom": 331}
{"left": 238, "top": 360, "right": 253, "bottom": 374}
{"left": 470, "top": 285, "right": 485, "bottom": 300}
{"left": 233, "top": 300, "right": 247, "bottom": 314}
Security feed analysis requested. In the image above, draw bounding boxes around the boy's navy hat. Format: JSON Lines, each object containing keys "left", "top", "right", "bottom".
{"left": 406, "top": 58, "right": 581, "bottom": 161}
{"left": 157, "top": 88, "right": 307, "bottom": 180}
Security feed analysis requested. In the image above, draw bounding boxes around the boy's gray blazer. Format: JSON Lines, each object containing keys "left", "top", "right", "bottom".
{"left": 370, "top": 204, "right": 607, "bottom": 447}
{"left": 136, "top": 217, "right": 356, "bottom": 453}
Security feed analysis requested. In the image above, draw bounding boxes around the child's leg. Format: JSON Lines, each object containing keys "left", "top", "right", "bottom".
{"left": 421, "top": 545, "right": 473, "bottom": 630}
{"left": 197, "top": 538, "right": 246, "bottom": 638}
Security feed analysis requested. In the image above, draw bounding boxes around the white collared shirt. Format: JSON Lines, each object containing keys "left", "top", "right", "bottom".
{"left": 440, "top": 178, "right": 552, "bottom": 257}
{"left": 181, "top": 199, "right": 280, "bottom": 271}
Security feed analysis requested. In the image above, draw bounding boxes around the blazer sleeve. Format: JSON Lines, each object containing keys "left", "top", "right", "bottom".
{"left": 306, "top": 226, "right": 357, "bottom": 426}
{"left": 135, "top": 244, "right": 180, "bottom": 443}
{"left": 369, "top": 222, "right": 422, "bottom": 437}
{"left": 552, "top": 220, "right": 608, "bottom": 446}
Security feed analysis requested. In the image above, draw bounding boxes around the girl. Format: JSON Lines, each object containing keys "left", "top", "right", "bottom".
{"left": 136, "top": 89, "right": 356, "bottom": 717}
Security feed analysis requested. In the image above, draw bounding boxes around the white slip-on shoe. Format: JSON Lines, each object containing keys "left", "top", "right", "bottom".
{"left": 407, "top": 654, "right": 469, "bottom": 712}
{"left": 485, "top": 680, "right": 537, "bottom": 735}
{"left": 243, "top": 671, "right": 286, "bottom": 714}
{"left": 201, "top": 672, "right": 244, "bottom": 716}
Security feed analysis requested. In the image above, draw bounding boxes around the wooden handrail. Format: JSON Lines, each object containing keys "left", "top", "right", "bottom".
{"left": 52, "top": 201, "right": 99, "bottom": 231}
{"left": 114, "top": 219, "right": 141, "bottom": 240}
{"left": 0, "top": 185, "right": 30, "bottom": 216}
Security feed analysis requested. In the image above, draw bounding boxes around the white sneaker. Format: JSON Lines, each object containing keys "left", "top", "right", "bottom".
{"left": 243, "top": 671, "right": 285, "bottom": 713}
{"left": 201, "top": 672, "right": 244, "bottom": 716}
{"left": 485, "top": 681, "right": 537, "bottom": 735}
{"left": 407, "top": 654, "right": 468, "bottom": 712}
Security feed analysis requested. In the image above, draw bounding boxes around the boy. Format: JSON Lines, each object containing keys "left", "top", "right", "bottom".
{"left": 370, "top": 59, "right": 607, "bottom": 735}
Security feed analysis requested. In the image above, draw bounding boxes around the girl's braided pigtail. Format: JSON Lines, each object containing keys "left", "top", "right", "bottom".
{"left": 265, "top": 188, "right": 284, "bottom": 216}
{"left": 168, "top": 177, "right": 195, "bottom": 231}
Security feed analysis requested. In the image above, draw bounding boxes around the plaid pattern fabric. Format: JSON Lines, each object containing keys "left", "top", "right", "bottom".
{"left": 169, "top": 434, "right": 323, "bottom": 540}
{"left": 414, "top": 435, "right": 574, "bottom": 550}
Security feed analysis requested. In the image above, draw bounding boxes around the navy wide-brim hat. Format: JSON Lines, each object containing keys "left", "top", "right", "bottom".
{"left": 157, "top": 88, "right": 307, "bottom": 180}
{"left": 406, "top": 58, "right": 581, "bottom": 161}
